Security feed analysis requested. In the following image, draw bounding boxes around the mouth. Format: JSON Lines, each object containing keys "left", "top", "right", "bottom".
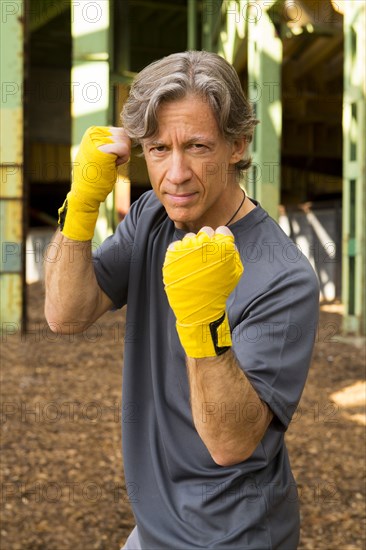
{"left": 164, "top": 192, "right": 198, "bottom": 206}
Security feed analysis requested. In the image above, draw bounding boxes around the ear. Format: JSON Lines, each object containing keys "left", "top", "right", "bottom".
{"left": 229, "top": 137, "right": 247, "bottom": 164}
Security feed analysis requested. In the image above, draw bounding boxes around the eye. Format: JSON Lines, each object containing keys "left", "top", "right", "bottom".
{"left": 151, "top": 145, "right": 167, "bottom": 152}
{"left": 190, "top": 143, "right": 207, "bottom": 151}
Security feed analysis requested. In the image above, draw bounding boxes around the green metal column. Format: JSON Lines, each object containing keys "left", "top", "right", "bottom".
{"left": 342, "top": 0, "right": 366, "bottom": 335}
{"left": 0, "top": 0, "right": 25, "bottom": 330}
{"left": 217, "top": 0, "right": 246, "bottom": 65}
{"left": 247, "top": 1, "right": 282, "bottom": 220}
{"left": 188, "top": 0, "right": 198, "bottom": 50}
{"left": 202, "top": 0, "right": 222, "bottom": 51}
{"left": 71, "top": 0, "right": 113, "bottom": 246}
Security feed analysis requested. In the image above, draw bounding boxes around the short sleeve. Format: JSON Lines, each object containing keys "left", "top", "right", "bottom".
{"left": 231, "top": 267, "right": 320, "bottom": 431}
{"left": 92, "top": 199, "right": 140, "bottom": 309}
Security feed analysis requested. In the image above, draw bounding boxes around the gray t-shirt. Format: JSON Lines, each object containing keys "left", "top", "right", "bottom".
{"left": 93, "top": 190, "right": 319, "bottom": 549}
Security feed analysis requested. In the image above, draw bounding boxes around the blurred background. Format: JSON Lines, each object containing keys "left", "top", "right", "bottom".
{"left": 0, "top": 0, "right": 365, "bottom": 335}
{"left": 0, "top": 1, "right": 365, "bottom": 549}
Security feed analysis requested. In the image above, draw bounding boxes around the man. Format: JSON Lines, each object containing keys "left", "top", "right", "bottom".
{"left": 45, "top": 51, "right": 319, "bottom": 549}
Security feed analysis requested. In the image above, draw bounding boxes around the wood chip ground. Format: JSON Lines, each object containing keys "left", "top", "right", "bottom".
{"left": 1, "top": 283, "right": 365, "bottom": 549}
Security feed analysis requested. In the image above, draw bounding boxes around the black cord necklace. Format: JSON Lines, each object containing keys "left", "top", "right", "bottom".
{"left": 225, "top": 189, "right": 246, "bottom": 226}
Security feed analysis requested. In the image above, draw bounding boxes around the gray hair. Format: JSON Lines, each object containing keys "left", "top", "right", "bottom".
{"left": 121, "top": 50, "right": 258, "bottom": 174}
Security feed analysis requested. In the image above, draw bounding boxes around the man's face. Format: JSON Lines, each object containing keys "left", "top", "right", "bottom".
{"left": 142, "top": 95, "right": 246, "bottom": 232}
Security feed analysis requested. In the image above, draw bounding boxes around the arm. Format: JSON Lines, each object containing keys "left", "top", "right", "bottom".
{"left": 44, "top": 126, "right": 130, "bottom": 333}
{"left": 163, "top": 225, "right": 319, "bottom": 466}
{"left": 163, "top": 225, "right": 272, "bottom": 466}
{"left": 44, "top": 230, "right": 113, "bottom": 333}
{"left": 187, "top": 351, "right": 273, "bottom": 467}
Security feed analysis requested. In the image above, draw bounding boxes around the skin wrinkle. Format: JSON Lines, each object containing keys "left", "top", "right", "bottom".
{"left": 122, "top": 51, "right": 258, "bottom": 174}
{"left": 142, "top": 94, "right": 248, "bottom": 233}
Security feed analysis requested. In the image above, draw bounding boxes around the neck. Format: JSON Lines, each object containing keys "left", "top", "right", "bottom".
{"left": 174, "top": 186, "right": 255, "bottom": 233}
{"left": 225, "top": 188, "right": 246, "bottom": 226}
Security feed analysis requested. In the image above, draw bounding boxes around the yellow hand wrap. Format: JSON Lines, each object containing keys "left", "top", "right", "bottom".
{"left": 163, "top": 230, "right": 244, "bottom": 358}
{"left": 58, "top": 126, "right": 117, "bottom": 241}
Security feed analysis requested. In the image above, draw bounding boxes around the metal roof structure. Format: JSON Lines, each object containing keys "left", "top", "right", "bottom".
{"left": 1, "top": 0, "right": 365, "bottom": 334}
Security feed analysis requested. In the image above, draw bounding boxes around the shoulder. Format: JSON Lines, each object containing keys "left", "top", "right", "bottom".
{"left": 111, "top": 190, "right": 171, "bottom": 254}
{"left": 116, "top": 190, "right": 167, "bottom": 236}
{"left": 129, "top": 189, "right": 164, "bottom": 220}
{"left": 233, "top": 204, "right": 320, "bottom": 299}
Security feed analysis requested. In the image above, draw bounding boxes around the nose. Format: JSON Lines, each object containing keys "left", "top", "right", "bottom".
{"left": 166, "top": 151, "right": 192, "bottom": 185}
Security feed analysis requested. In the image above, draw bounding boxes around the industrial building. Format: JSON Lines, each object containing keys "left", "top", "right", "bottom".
{"left": 1, "top": 0, "right": 365, "bottom": 333}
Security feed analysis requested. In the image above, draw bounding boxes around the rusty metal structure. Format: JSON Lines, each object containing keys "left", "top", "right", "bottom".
{"left": 0, "top": 0, "right": 365, "bottom": 334}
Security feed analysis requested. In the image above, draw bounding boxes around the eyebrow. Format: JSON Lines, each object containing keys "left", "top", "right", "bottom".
{"left": 144, "top": 136, "right": 216, "bottom": 147}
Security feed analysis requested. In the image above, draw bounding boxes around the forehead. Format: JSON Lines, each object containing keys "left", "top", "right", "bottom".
{"left": 155, "top": 95, "right": 220, "bottom": 136}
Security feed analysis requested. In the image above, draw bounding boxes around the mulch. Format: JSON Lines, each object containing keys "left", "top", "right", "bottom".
{"left": 1, "top": 282, "right": 365, "bottom": 549}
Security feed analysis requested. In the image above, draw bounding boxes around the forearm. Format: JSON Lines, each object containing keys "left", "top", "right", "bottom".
{"left": 44, "top": 230, "right": 111, "bottom": 332}
{"left": 44, "top": 127, "right": 130, "bottom": 333}
{"left": 187, "top": 350, "right": 273, "bottom": 466}
{"left": 164, "top": 226, "right": 272, "bottom": 464}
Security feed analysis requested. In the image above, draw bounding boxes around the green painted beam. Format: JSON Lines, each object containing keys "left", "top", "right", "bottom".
{"left": 342, "top": 0, "right": 366, "bottom": 335}
{"left": 115, "top": 0, "right": 130, "bottom": 75}
{"left": 202, "top": 0, "right": 222, "bottom": 51}
{"left": 188, "top": 0, "right": 198, "bottom": 50}
{"left": 247, "top": 1, "right": 282, "bottom": 221}
{"left": 211, "top": 1, "right": 281, "bottom": 215}
{"left": 131, "top": 0, "right": 186, "bottom": 12}
{"left": 111, "top": 72, "right": 136, "bottom": 86}
{"left": 71, "top": 0, "right": 113, "bottom": 246}
{"left": 0, "top": 0, "right": 25, "bottom": 331}
{"left": 29, "top": 0, "right": 69, "bottom": 33}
